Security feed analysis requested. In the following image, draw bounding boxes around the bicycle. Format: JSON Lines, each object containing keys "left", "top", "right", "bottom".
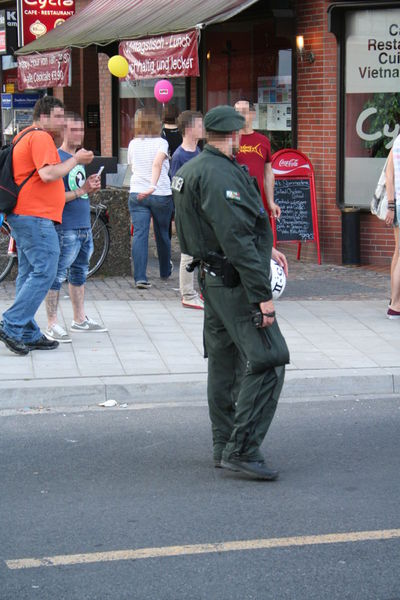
{"left": 0, "top": 219, "right": 15, "bottom": 283}
{"left": 88, "top": 202, "right": 111, "bottom": 277}
{"left": 0, "top": 203, "right": 111, "bottom": 282}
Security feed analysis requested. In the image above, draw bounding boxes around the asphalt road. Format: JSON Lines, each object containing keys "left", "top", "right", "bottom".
{"left": 1, "top": 396, "right": 400, "bottom": 600}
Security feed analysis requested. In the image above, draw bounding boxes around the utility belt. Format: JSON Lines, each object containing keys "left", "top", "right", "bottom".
{"left": 187, "top": 251, "right": 241, "bottom": 288}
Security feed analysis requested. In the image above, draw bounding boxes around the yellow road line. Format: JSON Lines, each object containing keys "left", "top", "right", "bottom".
{"left": 6, "top": 528, "right": 400, "bottom": 570}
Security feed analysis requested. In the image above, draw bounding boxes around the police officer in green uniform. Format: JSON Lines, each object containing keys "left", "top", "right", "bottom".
{"left": 172, "top": 105, "right": 289, "bottom": 481}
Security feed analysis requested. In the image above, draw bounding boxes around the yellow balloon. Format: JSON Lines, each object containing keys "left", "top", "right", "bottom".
{"left": 108, "top": 55, "right": 129, "bottom": 78}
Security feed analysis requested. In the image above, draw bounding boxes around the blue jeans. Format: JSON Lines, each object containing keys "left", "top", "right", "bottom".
{"left": 50, "top": 227, "right": 93, "bottom": 291}
{"left": 2, "top": 214, "right": 60, "bottom": 343}
{"left": 128, "top": 193, "right": 174, "bottom": 283}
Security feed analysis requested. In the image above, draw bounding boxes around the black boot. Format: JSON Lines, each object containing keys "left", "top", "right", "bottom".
{"left": 0, "top": 326, "right": 29, "bottom": 356}
{"left": 221, "top": 456, "right": 279, "bottom": 481}
{"left": 26, "top": 335, "right": 59, "bottom": 351}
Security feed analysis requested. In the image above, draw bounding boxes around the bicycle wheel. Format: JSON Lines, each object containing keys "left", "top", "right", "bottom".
{"left": 0, "top": 222, "right": 16, "bottom": 282}
{"left": 88, "top": 213, "right": 110, "bottom": 278}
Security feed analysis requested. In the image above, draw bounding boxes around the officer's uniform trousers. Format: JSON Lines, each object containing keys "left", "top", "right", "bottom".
{"left": 202, "top": 272, "right": 285, "bottom": 463}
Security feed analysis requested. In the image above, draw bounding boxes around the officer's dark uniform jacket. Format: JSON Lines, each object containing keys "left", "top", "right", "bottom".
{"left": 172, "top": 144, "right": 273, "bottom": 305}
{"left": 173, "top": 137, "right": 286, "bottom": 464}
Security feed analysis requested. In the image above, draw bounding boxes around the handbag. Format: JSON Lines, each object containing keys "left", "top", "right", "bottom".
{"left": 235, "top": 313, "right": 290, "bottom": 372}
{"left": 370, "top": 159, "right": 389, "bottom": 220}
{"left": 261, "top": 319, "right": 290, "bottom": 368}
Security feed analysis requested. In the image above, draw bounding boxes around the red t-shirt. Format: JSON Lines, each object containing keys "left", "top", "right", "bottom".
{"left": 235, "top": 131, "right": 272, "bottom": 209}
{"left": 12, "top": 127, "right": 65, "bottom": 222}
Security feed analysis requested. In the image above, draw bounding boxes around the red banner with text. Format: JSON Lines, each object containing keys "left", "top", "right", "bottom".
{"left": 119, "top": 30, "right": 199, "bottom": 80}
{"left": 17, "top": 0, "right": 75, "bottom": 47}
{"left": 17, "top": 48, "right": 71, "bottom": 90}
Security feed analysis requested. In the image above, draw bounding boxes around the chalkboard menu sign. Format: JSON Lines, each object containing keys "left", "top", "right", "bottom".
{"left": 274, "top": 178, "right": 314, "bottom": 242}
{"left": 271, "top": 149, "right": 320, "bottom": 263}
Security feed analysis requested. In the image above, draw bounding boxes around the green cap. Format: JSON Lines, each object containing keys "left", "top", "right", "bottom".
{"left": 204, "top": 105, "right": 245, "bottom": 133}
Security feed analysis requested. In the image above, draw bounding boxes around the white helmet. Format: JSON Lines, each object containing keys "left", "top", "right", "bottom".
{"left": 270, "top": 258, "right": 286, "bottom": 300}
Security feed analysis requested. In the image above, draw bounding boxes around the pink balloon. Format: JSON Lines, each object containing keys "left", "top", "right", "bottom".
{"left": 154, "top": 79, "right": 174, "bottom": 103}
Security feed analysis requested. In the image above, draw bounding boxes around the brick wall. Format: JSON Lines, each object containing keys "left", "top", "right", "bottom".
{"left": 54, "top": 47, "right": 100, "bottom": 153}
{"left": 295, "top": 0, "right": 394, "bottom": 266}
{"left": 67, "top": 0, "right": 113, "bottom": 158}
{"left": 190, "top": 78, "right": 197, "bottom": 110}
{"left": 360, "top": 213, "right": 395, "bottom": 264}
{"left": 294, "top": 0, "right": 341, "bottom": 264}
{"left": 98, "top": 53, "right": 113, "bottom": 156}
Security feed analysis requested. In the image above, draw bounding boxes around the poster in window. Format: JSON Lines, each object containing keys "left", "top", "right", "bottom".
{"left": 257, "top": 76, "right": 292, "bottom": 132}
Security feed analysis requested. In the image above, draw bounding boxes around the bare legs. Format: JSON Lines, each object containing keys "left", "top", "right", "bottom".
{"left": 45, "top": 284, "right": 85, "bottom": 327}
{"left": 69, "top": 283, "right": 85, "bottom": 323}
{"left": 390, "top": 227, "right": 400, "bottom": 311}
{"left": 46, "top": 290, "right": 60, "bottom": 329}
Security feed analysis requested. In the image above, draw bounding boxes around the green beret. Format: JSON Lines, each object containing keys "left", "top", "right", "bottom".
{"left": 204, "top": 105, "right": 245, "bottom": 133}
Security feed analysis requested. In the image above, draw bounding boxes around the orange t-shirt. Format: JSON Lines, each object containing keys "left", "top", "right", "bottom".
{"left": 12, "top": 127, "right": 65, "bottom": 222}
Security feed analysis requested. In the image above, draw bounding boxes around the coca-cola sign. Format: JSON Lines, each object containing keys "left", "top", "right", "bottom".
{"left": 272, "top": 151, "right": 310, "bottom": 175}
{"left": 279, "top": 158, "right": 299, "bottom": 168}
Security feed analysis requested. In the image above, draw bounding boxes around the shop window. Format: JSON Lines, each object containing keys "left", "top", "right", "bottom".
{"left": 204, "top": 20, "right": 292, "bottom": 152}
{"left": 344, "top": 8, "right": 400, "bottom": 208}
{"left": 119, "top": 78, "right": 186, "bottom": 163}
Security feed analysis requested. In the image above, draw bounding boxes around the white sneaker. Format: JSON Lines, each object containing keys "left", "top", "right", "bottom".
{"left": 182, "top": 296, "right": 204, "bottom": 310}
{"left": 44, "top": 323, "right": 72, "bottom": 343}
{"left": 70, "top": 316, "right": 108, "bottom": 332}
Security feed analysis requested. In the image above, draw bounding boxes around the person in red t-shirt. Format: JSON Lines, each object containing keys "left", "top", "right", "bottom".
{"left": 234, "top": 100, "right": 281, "bottom": 220}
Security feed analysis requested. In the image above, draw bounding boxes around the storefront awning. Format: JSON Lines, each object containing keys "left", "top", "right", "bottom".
{"left": 15, "top": 0, "right": 260, "bottom": 55}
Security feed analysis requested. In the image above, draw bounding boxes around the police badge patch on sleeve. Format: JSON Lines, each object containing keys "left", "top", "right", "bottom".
{"left": 171, "top": 176, "right": 184, "bottom": 192}
{"left": 226, "top": 190, "right": 241, "bottom": 201}
{"left": 225, "top": 190, "right": 240, "bottom": 200}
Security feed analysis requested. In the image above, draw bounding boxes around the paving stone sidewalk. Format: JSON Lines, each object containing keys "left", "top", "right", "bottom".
{"left": 0, "top": 236, "right": 391, "bottom": 303}
{"left": 0, "top": 256, "right": 397, "bottom": 409}
{"left": 0, "top": 267, "right": 400, "bottom": 408}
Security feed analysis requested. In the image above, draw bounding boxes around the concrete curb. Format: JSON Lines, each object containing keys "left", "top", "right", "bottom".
{"left": 283, "top": 368, "right": 400, "bottom": 397}
{"left": 1, "top": 368, "right": 399, "bottom": 410}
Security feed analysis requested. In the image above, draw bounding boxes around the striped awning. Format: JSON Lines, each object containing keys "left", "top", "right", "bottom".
{"left": 16, "top": 0, "right": 260, "bottom": 55}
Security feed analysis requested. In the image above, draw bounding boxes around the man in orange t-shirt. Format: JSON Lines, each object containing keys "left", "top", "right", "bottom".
{"left": 0, "top": 96, "right": 94, "bottom": 356}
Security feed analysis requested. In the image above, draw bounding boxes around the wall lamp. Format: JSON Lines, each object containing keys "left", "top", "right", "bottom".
{"left": 296, "top": 35, "right": 315, "bottom": 63}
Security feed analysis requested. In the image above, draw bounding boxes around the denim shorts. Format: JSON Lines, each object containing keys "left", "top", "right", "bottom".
{"left": 51, "top": 227, "right": 94, "bottom": 290}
